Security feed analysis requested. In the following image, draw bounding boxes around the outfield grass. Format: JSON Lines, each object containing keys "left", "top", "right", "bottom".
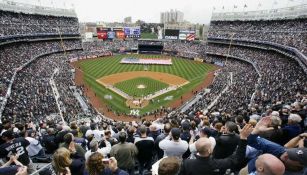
{"left": 141, "top": 32, "right": 158, "bottom": 39}
{"left": 114, "top": 77, "right": 169, "bottom": 97}
{"left": 79, "top": 54, "right": 215, "bottom": 115}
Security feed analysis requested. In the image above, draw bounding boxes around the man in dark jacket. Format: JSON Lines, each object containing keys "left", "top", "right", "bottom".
{"left": 179, "top": 124, "right": 253, "bottom": 175}
{"left": 213, "top": 121, "right": 240, "bottom": 159}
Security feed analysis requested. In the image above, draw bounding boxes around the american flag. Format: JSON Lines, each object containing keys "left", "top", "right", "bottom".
{"left": 186, "top": 33, "right": 195, "bottom": 41}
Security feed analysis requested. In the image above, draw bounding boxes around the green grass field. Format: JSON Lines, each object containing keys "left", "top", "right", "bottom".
{"left": 78, "top": 54, "right": 215, "bottom": 115}
{"left": 114, "top": 77, "right": 169, "bottom": 97}
{"left": 141, "top": 32, "right": 158, "bottom": 39}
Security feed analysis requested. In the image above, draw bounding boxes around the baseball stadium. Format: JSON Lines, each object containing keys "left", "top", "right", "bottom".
{"left": 0, "top": 0, "right": 306, "bottom": 175}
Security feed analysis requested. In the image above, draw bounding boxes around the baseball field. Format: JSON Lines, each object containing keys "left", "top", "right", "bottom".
{"left": 75, "top": 54, "right": 215, "bottom": 115}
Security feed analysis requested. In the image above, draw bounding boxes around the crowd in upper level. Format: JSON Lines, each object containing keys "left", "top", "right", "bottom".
{"left": 208, "top": 19, "right": 307, "bottom": 55}
{"left": 0, "top": 10, "right": 79, "bottom": 37}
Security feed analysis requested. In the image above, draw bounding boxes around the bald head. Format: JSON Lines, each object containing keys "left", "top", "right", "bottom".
{"left": 195, "top": 137, "right": 212, "bottom": 157}
{"left": 256, "top": 154, "right": 285, "bottom": 175}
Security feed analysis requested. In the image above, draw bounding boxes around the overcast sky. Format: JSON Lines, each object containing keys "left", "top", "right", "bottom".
{"left": 6, "top": 0, "right": 307, "bottom": 24}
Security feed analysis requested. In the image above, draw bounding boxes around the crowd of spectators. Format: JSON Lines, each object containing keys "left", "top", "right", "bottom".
{"left": 208, "top": 19, "right": 307, "bottom": 55}
{"left": 82, "top": 40, "right": 138, "bottom": 52}
{"left": 206, "top": 43, "right": 307, "bottom": 112}
{"left": 0, "top": 10, "right": 79, "bottom": 37}
{"left": 0, "top": 40, "right": 81, "bottom": 106}
{"left": 1, "top": 40, "right": 83, "bottom": 124}
{"left": 0, "top": 8, "right": 306, "bottom": 175}
{"left": 0, "top": 104, "right": 305, "bottom": 175}
{"left": 183, "top": 55, "right": 258, "bottom": 117}
{"left": 163, "top": 41, "right": 206, "bottom": 58}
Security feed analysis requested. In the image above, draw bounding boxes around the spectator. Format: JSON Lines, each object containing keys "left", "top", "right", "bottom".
{"left": 52, "top": 147, "right": 85, "bottom": 175}
{"left": 85, "top": 152, "right": 128, "bottom": 175}
{"left": 85, "top": 123, "right": 104, "bottom": 142}
{"left": 281, "top": 114, "right": 302, "bottom": 145}
{"left": 0, "top": 130, "right": 35, "bottom": 173}
{"left": 0, "top": 155, "right": 27, "bottom": 175}
{"left": 179, "top": 124, "right": 253, "bottom": 175}
{"left": 134, "top": 125, "right": 154, "bottom": 175}
{"left": 42, "top": 128, "right": 58, "bottom": 154}
{"left": 85, "top": 139, "right": 111, "bottom": 161}
{"left": 24, "top": 130, "right": 46, "bottom": 158}
{"left": 159, "top": 128, "right": 188, "bottom": 158}
{"left": 158, "top": 157, "right": 180, "bottom": 175}
{"left": 155, "top": 123, "right": 172, "bottom": 159}
{"left": 110, "top": 132, "right": 138, "bottom": 175}
{"left": 213, "top": 121, "right": 240, "bottom": 159}
{"left": 189, "top": 127, "right": 216, "bottom": 159}
{"left": 59, "top": 133, "right": 86, "bottom": 157}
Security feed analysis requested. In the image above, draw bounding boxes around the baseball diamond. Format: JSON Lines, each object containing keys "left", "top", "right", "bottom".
{"left": 74, "top": 54, "right": 215, "bottom": 115}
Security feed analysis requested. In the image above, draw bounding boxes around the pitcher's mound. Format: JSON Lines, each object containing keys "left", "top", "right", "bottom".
{"left": 137, "top": 84, "right": 146, "bottom": 89}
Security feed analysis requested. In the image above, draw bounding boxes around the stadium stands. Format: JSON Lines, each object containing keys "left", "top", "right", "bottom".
{"left": 0, "top": 2, "right": 306, "bottom": 175}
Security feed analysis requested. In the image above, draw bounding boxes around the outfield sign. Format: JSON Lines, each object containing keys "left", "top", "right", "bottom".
{"left": 96, "top": 27, "right": 141, "bottom": 40}
{"left": 164, "top": 29, "right": 179, "bottom": 40}
{"left": 164, "top": 29, "right": 196, "bottom": 41}
{"left": 179, "top": 30, "right": 196, "bottom": 41}
{"left": 124, "top": 27, "right": 141, "bottom": 38}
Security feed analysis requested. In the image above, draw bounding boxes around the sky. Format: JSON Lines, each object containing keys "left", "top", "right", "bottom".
{"left": 3, "top": 0, "right": 307, "bottom": 24}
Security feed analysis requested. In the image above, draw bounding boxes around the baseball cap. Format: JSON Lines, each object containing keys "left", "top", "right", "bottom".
{"left": 171, "top": 128, "right": 181, "bottom": 140}
{"left": 286, "top": 148, "right": 307, "bottom": 166}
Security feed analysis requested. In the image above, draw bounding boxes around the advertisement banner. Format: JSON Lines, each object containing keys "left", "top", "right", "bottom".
{"left": 97, "top": 31, "right": 107, "bottom": 40}
{"left": 107, "top": 31, "right": 115, "bottom": 39}
{"left": 116, "top": 31, "right": 126, "bottom": 39}
{"left": 186, "top": 33, "right": 196, "bottom": 41}
{"left": 179, "top": 30, "right": 196, "bottom": 41}
{"left": 164, "top": 29, "right": 179, "bottom": 40}
{"left": 124, "top": 27, "right": 141, "bottom": 38}
{"left": 179, "top": 33, "right": 187, "bottom": 40}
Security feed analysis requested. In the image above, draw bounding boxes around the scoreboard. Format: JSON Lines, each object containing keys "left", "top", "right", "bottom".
{"left": 124, "top": 27, "right": 141, "bottom": 38}
{"left": 97, "top": 27, "right": 141, "bottom": 39}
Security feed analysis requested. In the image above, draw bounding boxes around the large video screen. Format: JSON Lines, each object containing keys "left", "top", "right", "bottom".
{"left": 124, "top": 27, "right": 141, "bottom": 38}
{"left": 164, "top": 29, "right": 180, "bottom": 40}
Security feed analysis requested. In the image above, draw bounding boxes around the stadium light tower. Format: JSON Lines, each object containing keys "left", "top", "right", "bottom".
{"left": 225, "top": 32, "right": 236, "bottom": 66}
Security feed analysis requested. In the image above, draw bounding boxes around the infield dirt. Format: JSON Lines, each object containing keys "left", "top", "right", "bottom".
{"left": 96, "top": 71, "right": 189, "bottom": 86}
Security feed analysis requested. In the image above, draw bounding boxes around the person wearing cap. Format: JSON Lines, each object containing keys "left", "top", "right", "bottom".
{"left": 159, "top": 128, "right": 188, "bottom": 159}
{"left": 179, "top": 124, "right": 253, "bottom": 175}
{"left": 247, "top": 117, "right": 307, "bottom": 174}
